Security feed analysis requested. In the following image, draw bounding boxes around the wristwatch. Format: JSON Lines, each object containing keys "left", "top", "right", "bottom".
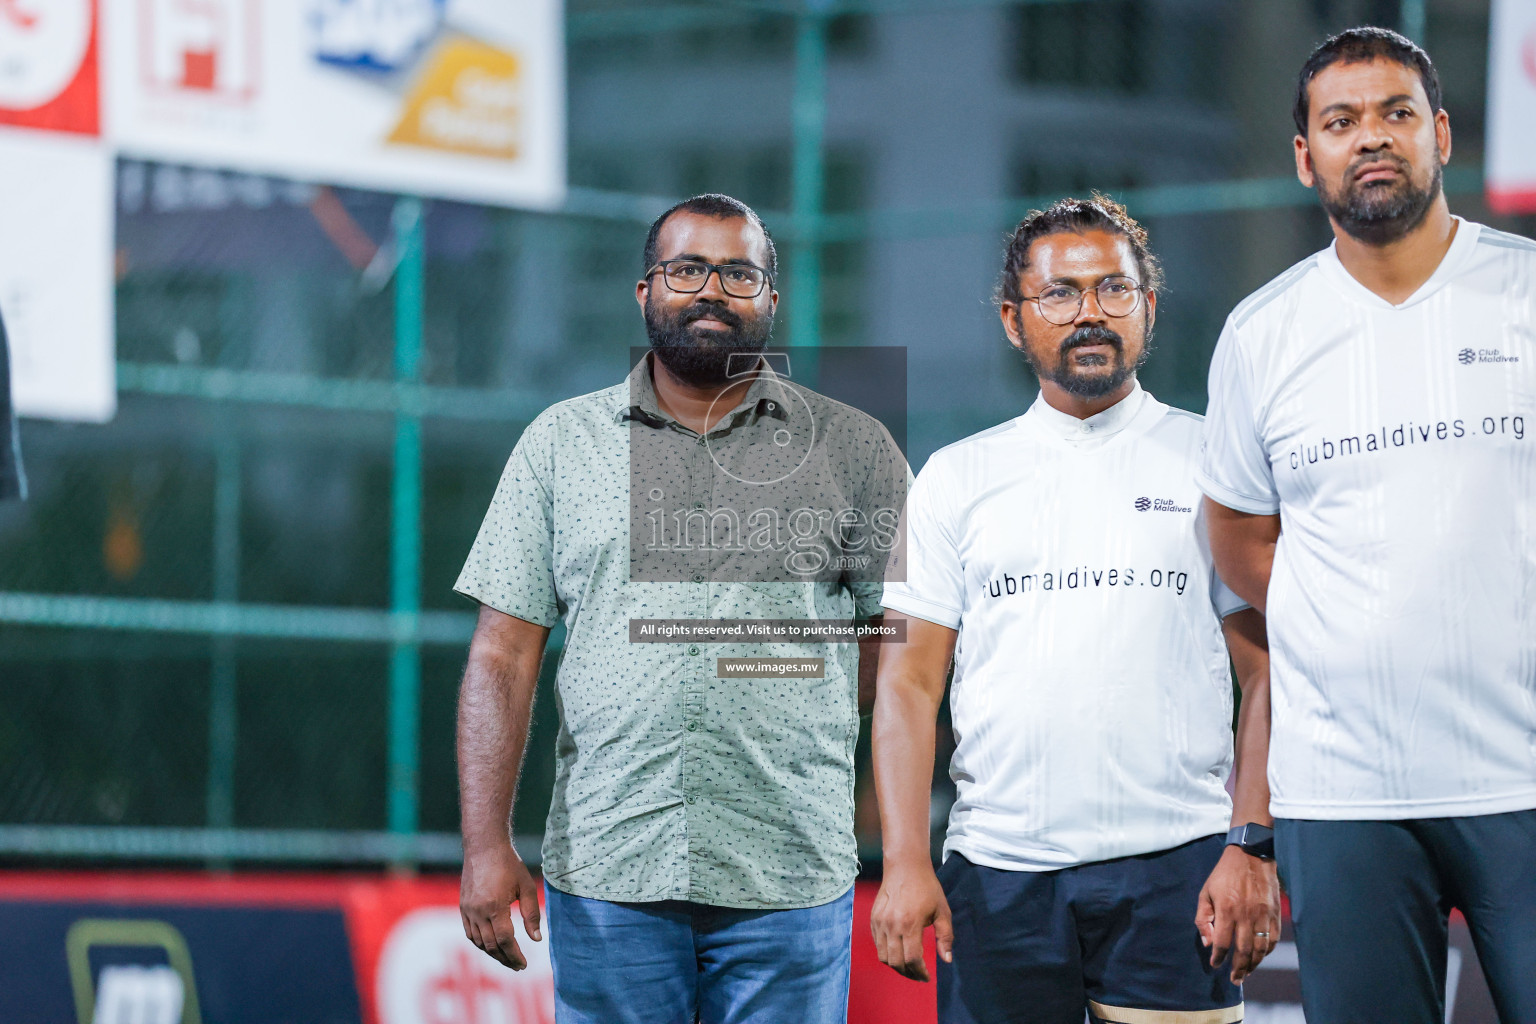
{"left": 1225, "top": 823, "right": 1275, "bottom": 860}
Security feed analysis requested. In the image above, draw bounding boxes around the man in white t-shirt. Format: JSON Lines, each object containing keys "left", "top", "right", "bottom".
{"left": 871, "top": 194, "right": 1279, "bottom": 1024}
{"left": 1200, "top": 27, "right": 1536, "bottom": 1024}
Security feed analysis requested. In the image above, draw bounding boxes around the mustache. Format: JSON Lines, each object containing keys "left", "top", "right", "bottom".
{"left": 1059, "top": 325, "right": 1124, "bottom": 354}
{"left": 680, "top": 303, "right": 743, "bottom": 330}
{"left": 1347, "top": 152, "right": 1412, "bottom": 182}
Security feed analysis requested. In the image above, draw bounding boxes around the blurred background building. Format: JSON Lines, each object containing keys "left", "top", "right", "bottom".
{"left": 0, "top": 0, "right": 1530, "bottom": 874}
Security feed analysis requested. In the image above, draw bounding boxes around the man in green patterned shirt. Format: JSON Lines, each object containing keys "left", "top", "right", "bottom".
{"left": 455, "top": 194, "right": 907, "bottom": 1023}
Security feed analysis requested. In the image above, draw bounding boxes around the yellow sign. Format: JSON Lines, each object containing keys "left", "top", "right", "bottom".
{"left": 387, "top": 36, "right": 521, "bottom": 161}
{"left": 65, "top": 918, "right": 202, "bottom": 1024}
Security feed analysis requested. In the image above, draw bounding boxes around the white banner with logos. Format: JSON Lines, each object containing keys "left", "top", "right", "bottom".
{"left": 105, "top": 0, "right": 565, "bottom": 210}
{"left": 0, "top": 0, "right": 564, "bottom": 423}
{"left": 1486, "top": 0, "right": 1536, "bottom": 214}
{"left": 0, "top": 0, "right": 115, "bottom": 423}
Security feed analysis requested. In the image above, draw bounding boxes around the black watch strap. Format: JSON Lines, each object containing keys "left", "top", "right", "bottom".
{"left": 1225, "top": 823, "right": 1275, "bottom": 860}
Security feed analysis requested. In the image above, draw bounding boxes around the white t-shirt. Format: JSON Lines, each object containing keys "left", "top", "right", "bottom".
{"left": 884, "top": 384, "right": 1247, "bottom": 872}
{"left": 1199, "top": 218, "right": 1536, "bottom": 821}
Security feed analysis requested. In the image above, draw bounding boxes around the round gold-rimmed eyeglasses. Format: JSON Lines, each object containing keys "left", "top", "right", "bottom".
{"left": 1021, "top": 275, "right": 1144, "bottom": 326}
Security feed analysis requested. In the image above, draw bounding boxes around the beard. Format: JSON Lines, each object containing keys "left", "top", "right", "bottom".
{"left": 1316, "top": 153, "right": 1442, "bottom": 246}
{"left": 1017, "top": 318, "right": 1149, "bottom": 399}
{"left": 645, "top": 296, "right": 774, "bottom": 387}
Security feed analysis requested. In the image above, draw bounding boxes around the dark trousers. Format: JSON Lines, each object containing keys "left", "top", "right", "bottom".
{"left": 937, "top": 836, "right": 1241, "bottom": 1024}
{"left": 1276, "top": 810, "right": 1536, "bottom": 1024}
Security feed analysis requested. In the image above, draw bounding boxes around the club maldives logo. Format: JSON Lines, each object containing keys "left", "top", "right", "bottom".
{"left": 1458, "top": 347, "right": 1520, "bottom": 365}
{"left": 1135, "top": 496, "right": 1192, "bottom": 513}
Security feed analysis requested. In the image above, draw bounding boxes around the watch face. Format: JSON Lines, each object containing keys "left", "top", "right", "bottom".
{"left": 1227, "top": 824, "right": 1274, "bottom": 854}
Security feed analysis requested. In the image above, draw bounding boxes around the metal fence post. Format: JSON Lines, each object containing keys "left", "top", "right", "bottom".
{"left": 389, "top": 197, "right": 426, "bottom": 859}
{"left": 206, "top": 429, "right": 240, "bottom": 830}
{"left": 790, "top": 4, "right": 830, "bottom": 365}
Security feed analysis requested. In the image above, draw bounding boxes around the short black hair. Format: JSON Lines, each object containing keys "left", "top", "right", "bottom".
{"left": 995, "top": 192, "right": 1164, "bottom": 308}
{"left": 1293, "top": 26, "right": 1443, "bottom": 136}
{"left": 641, "top": 193, "right": 778, "bottom": 279}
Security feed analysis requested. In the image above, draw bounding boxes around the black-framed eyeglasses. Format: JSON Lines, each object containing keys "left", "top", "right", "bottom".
{"left": 1021, "top": 275, "right": 1144, "bottom": 326}
{"left": 645, "top": 259, "right": 773, "bottom": 299}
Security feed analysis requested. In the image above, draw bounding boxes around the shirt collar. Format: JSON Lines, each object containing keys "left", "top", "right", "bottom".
{"left": 1025, "top": 381, "right": 1146, "bottom": 441}
{"left": 617, "top": 352, "right": 793, "bottom": 433}
{"left": 1317, "top": 215, "right": 1481, "bottom": 310}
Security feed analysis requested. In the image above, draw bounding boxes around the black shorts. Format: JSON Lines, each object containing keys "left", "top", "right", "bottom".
{"left": 937, "top": 835, "right": 1242, "bottom": 1024}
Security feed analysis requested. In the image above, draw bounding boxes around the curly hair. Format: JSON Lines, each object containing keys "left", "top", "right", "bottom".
{"left": 995, "top": 192, "right": 1164, "bottom": 309}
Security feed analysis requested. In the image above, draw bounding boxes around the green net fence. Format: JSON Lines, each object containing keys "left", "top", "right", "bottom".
{"left": 0, "top": 0, "right": 1529, "bottom": 869}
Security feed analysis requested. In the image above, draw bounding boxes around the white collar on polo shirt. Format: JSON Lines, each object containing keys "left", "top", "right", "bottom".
{"left": 1025, "top": 379, "right": 1147, "bottom": 445}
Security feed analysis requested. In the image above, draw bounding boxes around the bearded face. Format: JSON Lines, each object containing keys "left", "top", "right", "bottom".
{"left": 1014, "top": 315, "right": 1151, "bottom": 399}
{"left": 645, "top": 293, "right": 774, "bottom": 388}
{"left": 1299, "top": 57, "right": 1449, "bottom": 247}
{"left": 1315, "top": 150, "right": 1443, "bottom": 246}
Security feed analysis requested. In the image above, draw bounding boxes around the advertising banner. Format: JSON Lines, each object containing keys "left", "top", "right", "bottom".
{"left": 104, "top": 0, "right": 566, "bottom": 210}
{"left": 346, "top": 875, "right": 554, "bottom": 1024}
{"left": 1486, "top": 0, "right": 1536, "bottom": 213}
{"left": 0, "top": 872, "right": 557, "bottom": 1024}
{"left": 0, "top": 875, "right": 364, "bottom": 1024}
{"left": 0, "top": 0, "right": 115, "bottom": 422}
{"left": 0, "top": 873, "right": 1505, "bottom": 1023}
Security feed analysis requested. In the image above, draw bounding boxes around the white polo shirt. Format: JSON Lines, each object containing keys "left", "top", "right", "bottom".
{"left": 1199, "top": 218, "right": 1536, "bottom": 821}
{"left": 884, "top": 383, "right": 1246, "bottom": 872}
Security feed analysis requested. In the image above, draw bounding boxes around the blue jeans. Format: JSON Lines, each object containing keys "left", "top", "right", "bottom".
{"left": 544, "top": 882, "right": 854, "bottom": 1024}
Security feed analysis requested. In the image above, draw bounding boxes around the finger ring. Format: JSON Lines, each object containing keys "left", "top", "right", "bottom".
{"left": 1255, "top": 931, "right": 1270, "bottom": 937}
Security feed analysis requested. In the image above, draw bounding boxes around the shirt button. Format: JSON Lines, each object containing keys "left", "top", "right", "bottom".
{"left": 692, "top": 501, "right": 706, "bottom": 510}
{"left": 687, "top": 645, "right": 700, "bottom": 655}
{"left": 685, "top": 795, "right": 697, "bottom": 805}
{"left": 686, "top": 721, "right": 699, "bottom": 732}
{"left": 692, "top": 573, "right": 705, "bottom": 583}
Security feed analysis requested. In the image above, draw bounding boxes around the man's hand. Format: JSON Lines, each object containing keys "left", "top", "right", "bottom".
{"left": 1195, "top": 845, "right": 1281, "bottom": 984}
{"left": 460, "top": 842, "right": 543, "bottom": 970}
{"left": 870, "top": 861, "right": 954, "bottom": 982}
{"left": 457, "top": 606, "right": 548, "bottom": 970}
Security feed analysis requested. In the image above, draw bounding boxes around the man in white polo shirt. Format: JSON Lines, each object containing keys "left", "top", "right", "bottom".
{"left": 1200, "top": 27, "right": 1536, "bottom": 1024}
{"left": 871, "top": 194, "right": 1278, "bottom": 1024}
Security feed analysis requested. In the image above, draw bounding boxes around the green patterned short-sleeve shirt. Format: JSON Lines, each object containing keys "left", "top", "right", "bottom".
{"left": 455, "top": 355, "right": 907, "bottom": 909}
